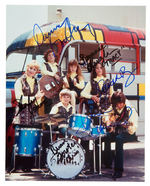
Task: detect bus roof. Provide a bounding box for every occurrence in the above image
[7,20,145,56]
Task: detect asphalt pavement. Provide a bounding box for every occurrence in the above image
[5,136,144,182]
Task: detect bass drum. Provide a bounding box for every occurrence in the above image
[47,138,85,179]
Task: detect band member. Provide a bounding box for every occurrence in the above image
[102,91,138,179]
[11,60,44,172]
[63,59,85,112]
[81,61,114,115]
[41,49,60,80]
[49,89,74,137]
[80,61,114,173]
[41,49,61,113]
[13,60,45,125]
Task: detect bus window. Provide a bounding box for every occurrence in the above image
[6,53,32,73]
[79,42,100,72]
[103,45,137,74]
[111,62,136,74]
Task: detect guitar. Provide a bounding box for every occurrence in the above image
[104,114,134,134]
[39,75,64,99]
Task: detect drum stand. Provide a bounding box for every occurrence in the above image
[89,115,104,177]
[98,134,102,175]
[9,126,43,174]
[9,141,42,174]
[40,123,60,178]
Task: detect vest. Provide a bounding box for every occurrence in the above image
[21,74,38,97]
[67,75,82,96]
[57,105,73,124]
[44,62,52,72]
[13,74,39,126]
[44,62,60,74]
[114,105,129,123]
[89,79,111,113]
[91,79,111,96]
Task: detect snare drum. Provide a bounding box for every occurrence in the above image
[91,125,106,138]
[68,114,92,138]
[14,128,43,156]
[47,138,85,179]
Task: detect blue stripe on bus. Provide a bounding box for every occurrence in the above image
[105,25,129,32]
[6,81,15,89]
[139,96,145,100]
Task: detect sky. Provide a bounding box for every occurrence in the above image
[6,5,48,47]
[6,5,48,73]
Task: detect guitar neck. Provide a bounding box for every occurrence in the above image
[109,120,129,127]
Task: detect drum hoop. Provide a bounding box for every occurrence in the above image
[69,114,92,121]
[47,138,85,179]
[15,153,37,157]
[17,128,43,131]
[68,127,91,132]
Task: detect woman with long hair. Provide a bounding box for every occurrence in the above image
[63,59,85,112]
[80,61,114,173]
[81,61,114,114]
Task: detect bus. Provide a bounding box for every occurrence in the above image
[6,17,145,137]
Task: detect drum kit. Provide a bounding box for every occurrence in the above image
[10,113,106,179]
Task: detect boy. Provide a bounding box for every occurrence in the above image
[50,89,74,136]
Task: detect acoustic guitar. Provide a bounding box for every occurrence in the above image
[39,75,63,99]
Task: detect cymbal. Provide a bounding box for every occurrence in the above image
[50,117,66,122]
[49,113,66,119]
[35,116,50,123]
[35,114,66,124]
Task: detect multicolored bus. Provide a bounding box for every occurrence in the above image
[6,17,145,136]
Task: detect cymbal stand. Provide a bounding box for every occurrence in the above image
[49,124,53,143]
[98,134,102,175]
[98,114,102,175]
[93,139,97,174]
[40,124,54,177]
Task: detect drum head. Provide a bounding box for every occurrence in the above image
[47,138,85,179]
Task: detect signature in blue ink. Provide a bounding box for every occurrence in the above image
[100,66,136,94]
[33,17,95,46]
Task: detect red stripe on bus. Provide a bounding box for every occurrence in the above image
[11,89,17,107]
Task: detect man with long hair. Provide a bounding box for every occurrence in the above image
[103,91,138,179]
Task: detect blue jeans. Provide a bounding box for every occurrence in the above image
[103,131,136,172]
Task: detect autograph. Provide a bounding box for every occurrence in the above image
[80,45,122,72]
[33,17,95,46]
[49,139,83,165]
[101,65,136,91]
[14,97,42,116]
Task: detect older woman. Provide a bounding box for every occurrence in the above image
[13,60,44,126]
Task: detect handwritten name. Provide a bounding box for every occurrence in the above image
[33,17,95,46]
[49,139,83,165]
[79,45,122,72]
[100,66,136,92]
